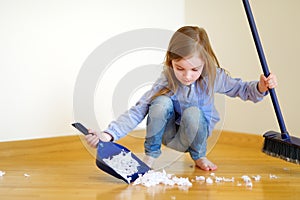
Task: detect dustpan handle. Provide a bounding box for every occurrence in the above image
[242,0,289,138]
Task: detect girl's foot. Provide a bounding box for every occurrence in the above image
[194,157,217,171]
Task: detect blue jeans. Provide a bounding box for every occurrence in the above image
[144,95,209,160]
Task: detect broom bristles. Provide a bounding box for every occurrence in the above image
[262,131,300,164]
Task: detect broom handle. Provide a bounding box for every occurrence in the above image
[242,0,289,138]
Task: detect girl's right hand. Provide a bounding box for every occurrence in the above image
[85,130,113,148]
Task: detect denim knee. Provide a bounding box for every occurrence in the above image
[151,96,173,111]
[181,107,201,132]
[147,96,174,135]
[147,96,174,120]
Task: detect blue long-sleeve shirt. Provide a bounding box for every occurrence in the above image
[105,68,266,141]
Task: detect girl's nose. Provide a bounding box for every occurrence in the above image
[184,71,192,79]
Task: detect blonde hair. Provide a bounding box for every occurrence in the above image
[153,26,220,99]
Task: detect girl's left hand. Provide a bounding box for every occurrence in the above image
[258,73,278,93]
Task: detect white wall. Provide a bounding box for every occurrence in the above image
[0,0,184,141]
[2,0,299,142]
[185,0,300,137]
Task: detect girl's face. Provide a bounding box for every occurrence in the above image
[171,54,204,85]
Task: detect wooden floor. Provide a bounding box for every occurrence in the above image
[0,131,299,200]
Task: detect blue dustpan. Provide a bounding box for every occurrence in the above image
[72,122,150,183]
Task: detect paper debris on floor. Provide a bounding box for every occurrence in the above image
[241,175,252,183]
[205,177,213,184]
[132,170,279,190]
[193,173,279,188]
[133,170,192,188]
[195,176,205,181]
[252,175,261,181]
[0,171,6,177]
[269,174,278,179]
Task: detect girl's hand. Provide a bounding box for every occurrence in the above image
[85,130,113,148]
[258,73,278,93]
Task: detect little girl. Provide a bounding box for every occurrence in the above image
[85,26,277,171]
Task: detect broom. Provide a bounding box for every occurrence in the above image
[242,0,300,164]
